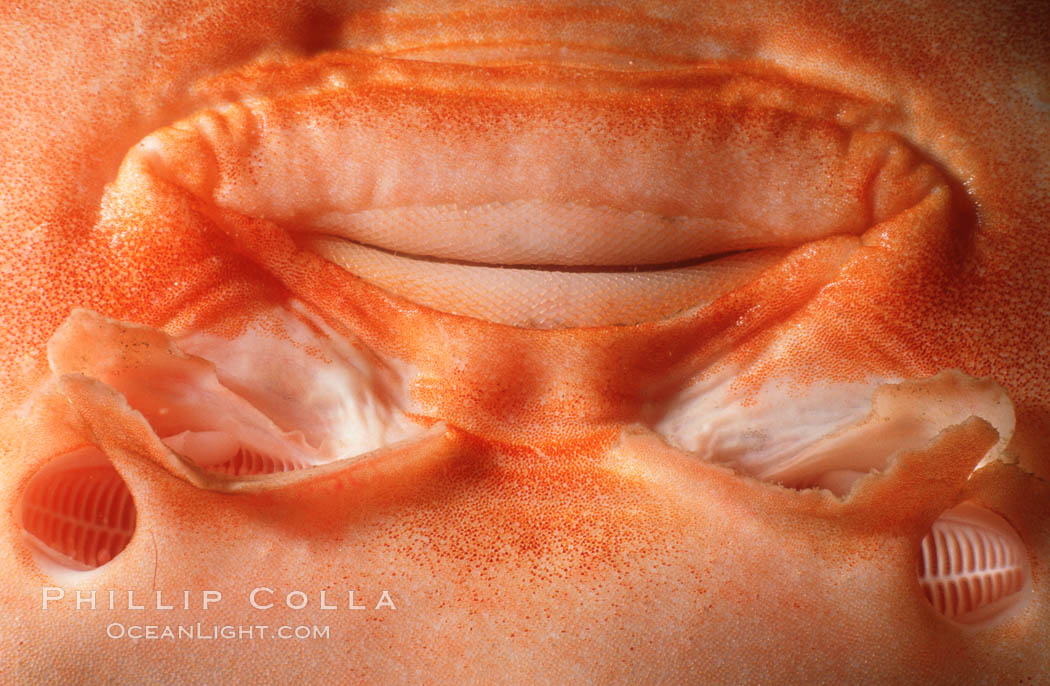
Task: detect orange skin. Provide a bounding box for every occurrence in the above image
[1,1,1048,684]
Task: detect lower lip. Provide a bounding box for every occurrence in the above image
[303,235,789,328]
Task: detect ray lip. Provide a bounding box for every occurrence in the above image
[302,231,759,272]
[300,234,792,328]
[288,200,778,267]
[132,55,945,327]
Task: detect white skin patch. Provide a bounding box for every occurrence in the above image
[654,368,1014,494]
[48,305,424,474]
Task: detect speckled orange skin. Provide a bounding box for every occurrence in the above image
[1,2,1048,684]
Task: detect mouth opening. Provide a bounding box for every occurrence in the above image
[300,233,789,328]
[127,55,943,330]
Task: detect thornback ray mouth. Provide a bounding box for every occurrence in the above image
[3,3,1049,684]
[119,53,950,330]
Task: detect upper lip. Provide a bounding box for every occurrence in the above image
[136,56,943,327]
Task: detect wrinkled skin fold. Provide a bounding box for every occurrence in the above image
[0,1,1048,684]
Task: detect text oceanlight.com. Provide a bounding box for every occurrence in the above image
[105,623,331,641]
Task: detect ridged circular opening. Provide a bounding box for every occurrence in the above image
[917,502,1031,625]
[18,447,136,572]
